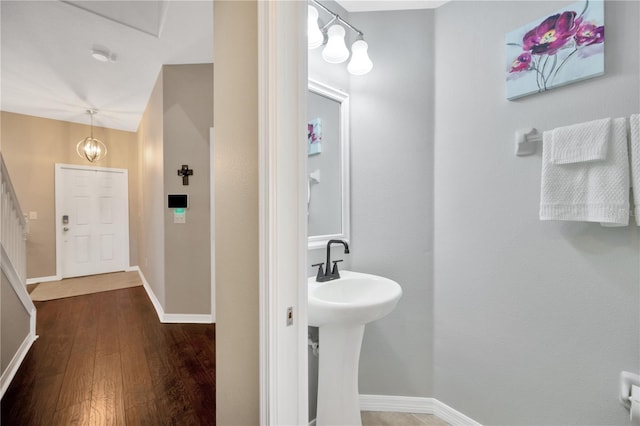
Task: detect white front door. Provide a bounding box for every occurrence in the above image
[55,164,130,278]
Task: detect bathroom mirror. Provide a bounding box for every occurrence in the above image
[307,80,350,249]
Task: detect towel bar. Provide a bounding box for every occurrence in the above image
[515,127,542,156]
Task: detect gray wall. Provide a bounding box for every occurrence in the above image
[308,5,436,418]
[163,64,213,315]
[1,270,30,373]
[308,0,352,276]
[349,9,435,398]
[138,64,213,316]
[138,69,166,307]
[307,2,352,420]
[433,1,640,424]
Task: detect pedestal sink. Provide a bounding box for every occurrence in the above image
[308,271,402,426]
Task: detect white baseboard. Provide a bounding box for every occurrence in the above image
[134,266,165,320]
[359,395,481,426]
[0,331,37,399]
[360,394,435,413]
[2,246,36,315]
[162,313,214,323]
[28,267,138,285]
[133,266,214,324]
[26,275,60,285]
[433,399,482,426]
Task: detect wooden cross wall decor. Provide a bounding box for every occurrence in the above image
[177,165,194,185]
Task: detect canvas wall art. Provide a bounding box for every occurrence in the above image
[308,117,322,156]
[506,0,604,100]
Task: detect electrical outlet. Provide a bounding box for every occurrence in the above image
[286,307,293,326]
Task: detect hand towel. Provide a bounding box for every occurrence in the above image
[540,117,629,225]
[550,117,611,164]
[629,114,640,222]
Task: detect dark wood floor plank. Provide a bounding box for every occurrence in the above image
[55,295,98,410]
[55,341,96,410]
[145,347,193,423]
[52,399,92,425]
[89,352,126,426]
[1,372,65,425]
[1,283,216,426]
[95,292,122,359]
[124,400,166,426]
[165,328,216,424]
[118,323,157,408]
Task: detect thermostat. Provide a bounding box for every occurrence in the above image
[168,194,189,209]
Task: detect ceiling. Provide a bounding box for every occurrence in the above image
[335,0,450,12]
[0,1,213,132]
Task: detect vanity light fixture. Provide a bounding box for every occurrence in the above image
[76,109,107,163]
[323,24,350,63]
[308,0,373,75]
[308,5,324,49]
[347,39,373,75]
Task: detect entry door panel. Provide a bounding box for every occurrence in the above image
[57,165,129,278]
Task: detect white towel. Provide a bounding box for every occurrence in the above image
[540,117,629,225]
[629,114,640,222]
[550,117,611,164]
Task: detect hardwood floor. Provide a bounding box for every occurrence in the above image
[1,286,216,425]
[361,411,449,426]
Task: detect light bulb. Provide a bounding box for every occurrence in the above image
[322,25,349,64]
[308,6,324,49]
[77,137,107,162]
[347,39,373,75]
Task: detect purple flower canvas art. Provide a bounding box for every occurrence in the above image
[308,118,322,156]
[506,0,604,100]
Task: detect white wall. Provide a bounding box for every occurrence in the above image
[433,1,640,424]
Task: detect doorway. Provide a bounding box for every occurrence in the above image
[55,163,130,279]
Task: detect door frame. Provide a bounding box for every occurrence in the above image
[210,127,216,322]
[54,163,130,280]
[257,1,308,424]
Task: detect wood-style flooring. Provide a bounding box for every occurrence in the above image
[1,286,215,425]
[361,411,450,426]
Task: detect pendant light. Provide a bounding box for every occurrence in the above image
[76,109,107,162]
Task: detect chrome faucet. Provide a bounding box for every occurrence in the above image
[313,239,350,282]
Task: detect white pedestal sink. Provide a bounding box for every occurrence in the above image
[308,271,402,426]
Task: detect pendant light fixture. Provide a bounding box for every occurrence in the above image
[76,109,107,162]
[308,0,373,75]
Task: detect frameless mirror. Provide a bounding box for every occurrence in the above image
[307,80,350,249]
